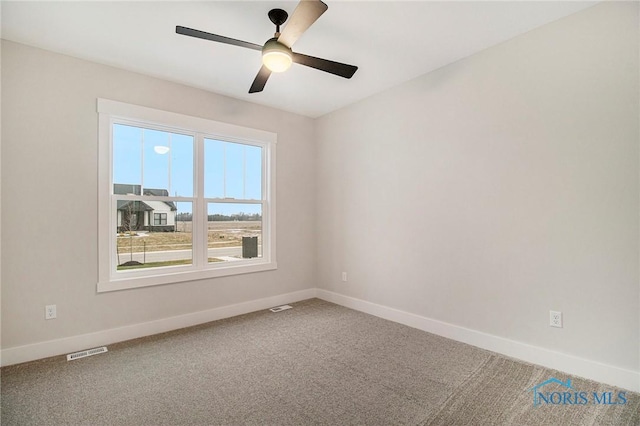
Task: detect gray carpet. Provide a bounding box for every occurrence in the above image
[1,298,638,425]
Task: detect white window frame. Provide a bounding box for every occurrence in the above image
[97,99,277,292]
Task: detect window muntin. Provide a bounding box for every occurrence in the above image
[98,99,276,292]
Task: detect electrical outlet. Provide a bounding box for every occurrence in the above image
[550,310,562,328]
[341,272,348,282]
[45,305,57,320]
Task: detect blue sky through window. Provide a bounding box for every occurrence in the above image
[113,124,262,216]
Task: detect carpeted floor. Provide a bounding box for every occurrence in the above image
[1,298,638,425]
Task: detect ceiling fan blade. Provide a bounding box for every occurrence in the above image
[249,65,272,93]
[277,0,328,48]
[176,26,262,51]
[292,52,358,79]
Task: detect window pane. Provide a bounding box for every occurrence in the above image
[204,139,225,198]
[224,142,244,199]
[207,203,262,263]
[245,145,262,200]
[114,125,194,198]
[171,134,194,197]
[116,200,193,270]
[143,129,169,192]
[113,124,142,188]
[204,139,262,200]
[145,130,194,197]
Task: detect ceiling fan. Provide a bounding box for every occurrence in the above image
[176,0,358,93]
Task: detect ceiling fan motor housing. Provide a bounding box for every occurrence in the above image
[262,38,293,72]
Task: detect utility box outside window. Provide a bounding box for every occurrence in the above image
[242,236,258,258]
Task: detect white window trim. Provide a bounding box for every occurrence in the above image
[97,99,277,293]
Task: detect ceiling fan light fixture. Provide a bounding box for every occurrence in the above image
[262,38,292,73]
[177,1,357,93]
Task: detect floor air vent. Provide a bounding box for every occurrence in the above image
[269,305,292,313]
[66,346,108,361]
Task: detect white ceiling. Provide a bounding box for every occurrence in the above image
[1,1,597,118]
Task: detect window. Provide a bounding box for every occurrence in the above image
[154,213,167,226]
[98,99,276,292]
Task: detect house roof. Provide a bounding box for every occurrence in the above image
[117,200,153,212]
[143,188,169,197]
[115,184,177,211]
[114,183,141,196]
[143,200,178,212]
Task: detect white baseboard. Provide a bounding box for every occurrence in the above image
[3,287,638,394]
[0,288,316,367]
[316,289,640,393]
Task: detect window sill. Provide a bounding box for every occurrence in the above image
[97,261,277,293]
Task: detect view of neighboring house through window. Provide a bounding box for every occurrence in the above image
[98,99,276,292]
[113,124,194,269]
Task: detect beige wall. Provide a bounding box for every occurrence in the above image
[1,1,638,380]
[316,2,639,372]
[1,40,316,348]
